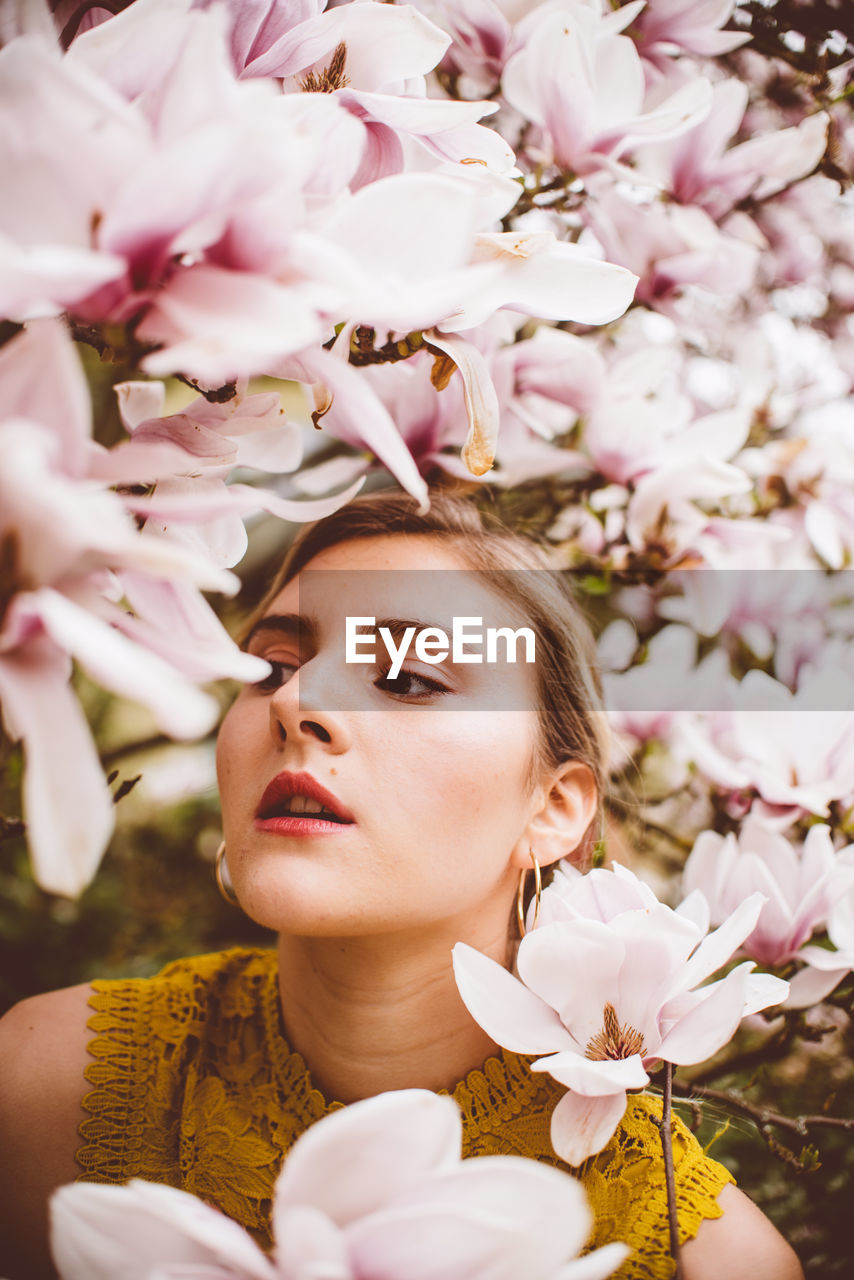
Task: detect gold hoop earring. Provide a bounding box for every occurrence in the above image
[516,848,542,938]
[215,841,239,907]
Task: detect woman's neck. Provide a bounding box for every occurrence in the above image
[276,926,511,1104]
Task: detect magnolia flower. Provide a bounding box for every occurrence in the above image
[420,0,515,95]
[685,817,854,1007]
[109,378,365,564]
[535,861,711,934]
[582,345,751,487]
[641,80,828,222]
[502,1,712,175]
[743,430,854,570]
[51,1090,628,1280]
[603,624,735,740]
[625,456,752,562]
[197,0,518,186]
[656,568,836,669]
[454,867,787,1163]
[584,182,760,311]
[630,0,751,71]
[678,668,854,818]
[0,319,269,895]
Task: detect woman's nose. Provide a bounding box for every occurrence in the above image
[267,663,352,752]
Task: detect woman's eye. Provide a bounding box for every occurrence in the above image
[254,659,298,692]
[374,668,451,700]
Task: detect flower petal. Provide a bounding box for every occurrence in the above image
[678,892,766,990]
[0,637,113,898]
[273,1206,352,1280]
[30,586,220,739]
[516,920,625,1046]
[657,965,753,1065]
[531,1052,648,1097]
[784,962,851,1009]
[346,1156,593,1280]
[452,942,575,1054]
[441,237,637,332]
[424,332,499,476]
[273,1091,461,1230]
[549,1089,629,1165]
[50,1180,273,1280]
[279,347,428,506]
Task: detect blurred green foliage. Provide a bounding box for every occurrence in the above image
[0,761,271,1011]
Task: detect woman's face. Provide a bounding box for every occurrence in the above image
[216,534,546,943]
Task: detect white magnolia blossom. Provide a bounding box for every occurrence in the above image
[684,817,854,1006]
[51,1090,628,1280]
[454,864,788,1163]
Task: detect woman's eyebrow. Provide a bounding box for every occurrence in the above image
[244,613,317,647]
[374,616,451,639]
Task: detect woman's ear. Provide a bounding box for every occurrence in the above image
[515,760,598,870]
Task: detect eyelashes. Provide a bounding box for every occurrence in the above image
[254,659,298,692]
[374,669,452,700]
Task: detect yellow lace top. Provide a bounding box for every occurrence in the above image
[76,948,733,1279]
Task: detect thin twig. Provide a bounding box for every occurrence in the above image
[683,1084,854,1136]
[174,373,238,404]
[100,734,174,769]
[652,1064,683,1277]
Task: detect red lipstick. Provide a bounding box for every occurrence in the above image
[255,770,355,836]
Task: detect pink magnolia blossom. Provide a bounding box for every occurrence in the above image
[684,817,854,1008]
[630,0,750,72]
[502,2,712,175]
[108,378,365,561]
[624,456,752,562]
[680,667,854,817]
[275,226,636,482]
[192,0,517,188]
[421,0,516,95]
[582,344,751,486]
[603,624,735,744]
[656,569,835,669]
[685,814,853,957]
[534,860,711,934]
[742,431,854,570]
[0,319,269,895]
[51,1090,628,1280]
[0,34,139,321]
[294,323,599,494]
[1,3,636,484]
[454,869,787,1163]
[584,182,760,311]
[640,79,828,222]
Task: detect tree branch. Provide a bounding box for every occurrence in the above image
[652,1064,683,1277]
[682,1084,854,1138]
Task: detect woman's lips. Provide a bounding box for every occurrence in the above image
[254,814,353,836]
[254,770,355,836]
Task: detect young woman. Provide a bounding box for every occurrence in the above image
[0,492,802,1280]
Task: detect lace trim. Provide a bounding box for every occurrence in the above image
[76,947,734,1276]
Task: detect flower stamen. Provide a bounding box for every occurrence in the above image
[300,43,350,93]
[585,1002,645,1061]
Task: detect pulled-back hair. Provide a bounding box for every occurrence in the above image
[246,490,609,865]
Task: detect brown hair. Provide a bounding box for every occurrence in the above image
[244,490,609,866]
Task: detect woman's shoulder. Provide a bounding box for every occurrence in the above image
[0,980,95,1132]
[681,1184,803,1280]
[0,982,95,1279]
